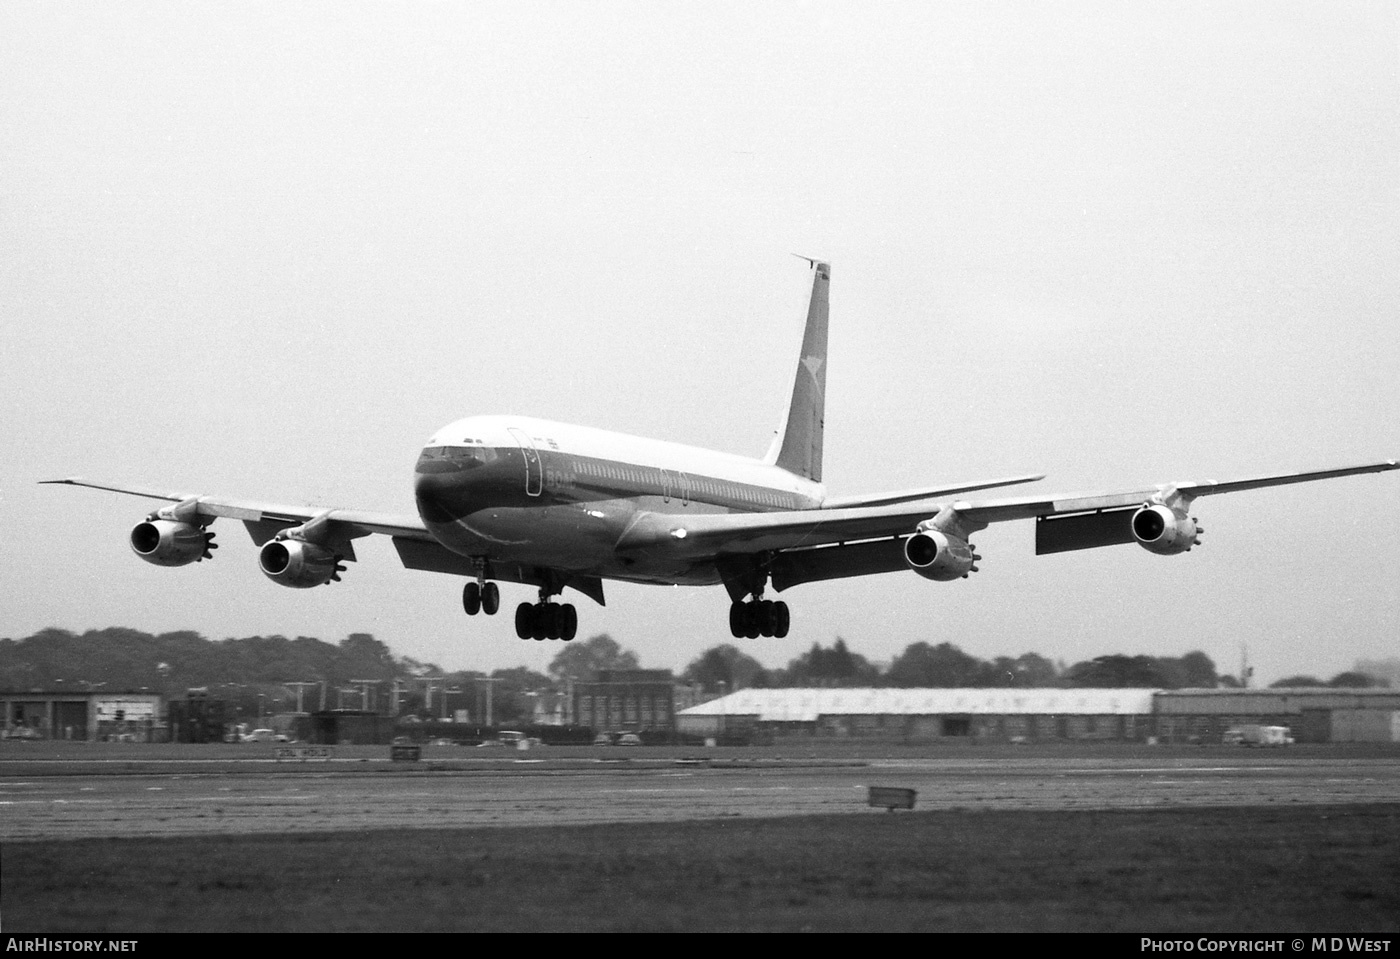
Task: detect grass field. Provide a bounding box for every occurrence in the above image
[4,802,1398,932]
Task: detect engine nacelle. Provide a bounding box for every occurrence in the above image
[130,520,212,567]
[1131,504,1200,555]
[904,530,977,581]
[259,539,343,588]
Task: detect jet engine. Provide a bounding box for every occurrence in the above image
[1131,505,1201,555]
[903,529,978,581]
[259,539,344,588]
[129,520,215,567]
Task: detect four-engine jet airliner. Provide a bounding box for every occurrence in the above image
[44,259,1398,642]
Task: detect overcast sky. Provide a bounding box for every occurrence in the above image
[3,1,1396,685]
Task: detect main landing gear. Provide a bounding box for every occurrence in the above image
[729,598,790,638]
[719,556,791,638]
[515,598,578,641]
[462,581,500,616]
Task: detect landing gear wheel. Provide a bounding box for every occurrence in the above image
[559,604,578,641]
[743,602,762,639]
[728,599,792,638]
[759,600,778,637]
[463,582,481,616]
[515,602,534,639]
[532,604,554,641]
[481,582,500,615]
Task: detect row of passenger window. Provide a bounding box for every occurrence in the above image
[569,458,793,509]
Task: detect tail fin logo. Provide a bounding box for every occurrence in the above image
[801,355,826,395]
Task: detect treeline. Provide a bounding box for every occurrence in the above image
[680,640,1390,693]
[678,640,1235,692]
[0,627,543,726]
[2,630,1387,719]
[1,628,405,692]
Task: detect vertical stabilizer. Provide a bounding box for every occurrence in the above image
[767,258,829,481]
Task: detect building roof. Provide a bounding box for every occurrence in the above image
[1159,687,1397,698]
[678,688,1157,722]
[1154,687,1400,715]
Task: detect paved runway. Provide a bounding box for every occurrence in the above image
[3,746,1398,840]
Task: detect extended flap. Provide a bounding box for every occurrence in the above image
[1035,507,1138,555]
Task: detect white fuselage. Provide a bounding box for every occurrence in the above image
[413,415,825,585]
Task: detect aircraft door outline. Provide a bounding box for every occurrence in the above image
[507,428,543,497]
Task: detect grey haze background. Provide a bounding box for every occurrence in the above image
[3,2,1396,685]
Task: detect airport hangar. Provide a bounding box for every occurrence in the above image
[675,687,1400,745]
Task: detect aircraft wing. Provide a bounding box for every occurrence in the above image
[38,477,434,549]
[39,477,609,602]
[617,459,1400,560]
[818,472,1045,509]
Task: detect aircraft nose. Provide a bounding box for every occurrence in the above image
[414,448,462,518]
[414,446,496,523]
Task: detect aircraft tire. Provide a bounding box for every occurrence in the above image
[773,601,791,638]
[560,604,578,641]
[515,602,534,639]
[759,600,777,637]
[728,602,744,638]
[743,603,762,639]
[481,582,500,615]
[532,604,553,641]
[463,582,481,616]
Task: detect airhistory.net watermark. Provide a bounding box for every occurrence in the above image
[4,942,137,953]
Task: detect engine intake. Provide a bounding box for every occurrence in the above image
[259,539,344,588]
[904,530,977,581]
[1131,505,1200,555]
[130,520,214,567]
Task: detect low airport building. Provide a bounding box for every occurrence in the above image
[1,689,163,741]
[678,687,1400,744]
[573,669,681,735]
[1153,688,1400,744]
[677,688,1158,743]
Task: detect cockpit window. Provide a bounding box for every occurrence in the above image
[454,446,497,467]
[416,445,498,471]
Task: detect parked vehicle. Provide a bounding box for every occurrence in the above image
[1224,724,1294,747]
[241,728,288,743]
